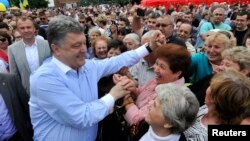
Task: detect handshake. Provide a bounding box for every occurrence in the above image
[109,74,137,101]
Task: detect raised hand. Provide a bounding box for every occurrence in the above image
[149,30,166,51]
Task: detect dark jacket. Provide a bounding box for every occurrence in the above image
[0,73,33,141]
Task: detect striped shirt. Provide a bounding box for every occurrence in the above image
[184,105,208,141]
[129,59,155,86]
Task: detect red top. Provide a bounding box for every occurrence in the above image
[0,50,8,64]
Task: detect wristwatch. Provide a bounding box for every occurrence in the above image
[145,43,152,53]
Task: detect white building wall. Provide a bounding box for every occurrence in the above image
[48,0,55,7]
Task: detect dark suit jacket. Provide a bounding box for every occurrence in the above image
[0,73,33,141]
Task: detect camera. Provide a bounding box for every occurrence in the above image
[137,8,146,17]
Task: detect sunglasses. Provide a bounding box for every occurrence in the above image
[79,21,85,24]
[0,38,7,42]
[218,31,231,39]
[156,23,171,28]
[40,18,46,20]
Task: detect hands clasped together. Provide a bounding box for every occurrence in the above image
[110,74,137,101]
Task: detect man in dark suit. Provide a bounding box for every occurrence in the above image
[0,73,33,141]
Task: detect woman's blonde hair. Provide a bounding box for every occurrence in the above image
[222,47,250,70]
[205,31,234,49]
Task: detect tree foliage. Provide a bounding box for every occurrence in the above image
[8,0,49,8]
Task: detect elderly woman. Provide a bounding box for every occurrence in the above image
[219,47,250,76]
[87,27,101,58]
[190,47,250,105]
[189,31,235,83]
[89,27,102,43]
[140,83,199,141]
[112,43,190,140]
[91,35,109,59]
[184,70,250,141]
[123,33,140,50]
[121,43,191,125]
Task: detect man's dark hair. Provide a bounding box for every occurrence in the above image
[0,22,9,30]
[236,11,250,20]
[119,17,130,26]
[148,12,161,19]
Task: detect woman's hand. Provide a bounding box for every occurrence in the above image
[113,74,123,84]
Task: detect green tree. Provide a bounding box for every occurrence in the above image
[28,0,49,8]
[8,0,49,8]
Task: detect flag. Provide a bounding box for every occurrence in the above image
[19,0,24,11]
[23,0,29,7]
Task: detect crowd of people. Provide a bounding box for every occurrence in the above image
[0,1,250,141]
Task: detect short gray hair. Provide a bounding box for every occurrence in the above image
[158,15,175,25]
[155,83,199,133]
[123,33,140,46]
[88,27,101,36]
[141,30,157,41]
[213,7,226,15]
[222,47,250,70]
[47,15,84,48]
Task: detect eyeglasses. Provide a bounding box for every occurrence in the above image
[156,23,171,28]
[218,31,231,39]
[0,38,7,43]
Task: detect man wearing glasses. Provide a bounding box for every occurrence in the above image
[155,15,186,48]
[39,12,49,30]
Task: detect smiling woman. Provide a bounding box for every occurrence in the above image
[121,43,191,140]
[91,35,109,59]
[188,31,235,83]
[123,33,140,50]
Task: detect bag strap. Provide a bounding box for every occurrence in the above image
[211,22,215,29]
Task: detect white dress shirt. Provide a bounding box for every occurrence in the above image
[24,41,39,73]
